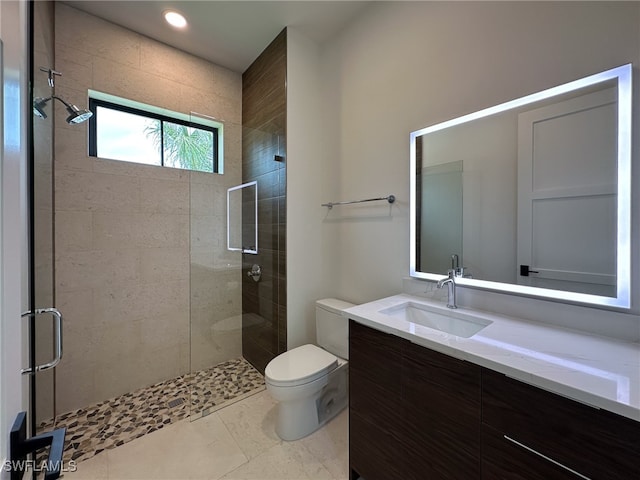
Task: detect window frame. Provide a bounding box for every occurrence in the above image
[88,97,219,173]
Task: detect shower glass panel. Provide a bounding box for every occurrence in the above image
[188,149,246,420]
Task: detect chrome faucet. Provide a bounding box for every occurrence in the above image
[437,269,457,309]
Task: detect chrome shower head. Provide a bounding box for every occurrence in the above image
[64,103,93,124]
[33,97,50,119]
[32,95,93,124]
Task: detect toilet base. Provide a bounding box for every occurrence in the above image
[272,365,348,441]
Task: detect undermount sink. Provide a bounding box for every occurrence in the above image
[379,301,492,338]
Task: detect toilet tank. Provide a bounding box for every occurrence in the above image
[316,298,355,360]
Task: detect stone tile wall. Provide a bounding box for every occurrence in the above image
[53,4,242,413]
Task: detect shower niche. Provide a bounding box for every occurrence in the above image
[227,181,258,254]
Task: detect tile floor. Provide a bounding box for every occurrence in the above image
[40,358,265,464]
[62,390,349,480]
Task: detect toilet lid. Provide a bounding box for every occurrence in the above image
[265,344,338,387]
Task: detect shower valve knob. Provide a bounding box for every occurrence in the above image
[247,264,261,282]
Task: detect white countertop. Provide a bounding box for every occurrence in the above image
[343,294,640,422]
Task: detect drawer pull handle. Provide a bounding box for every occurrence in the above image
[503,435,591,480]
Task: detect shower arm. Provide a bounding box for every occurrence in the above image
[41,95,73,109]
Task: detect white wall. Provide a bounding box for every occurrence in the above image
[319,1,640,340]
[0,0,28,474]
[286,28,340,347]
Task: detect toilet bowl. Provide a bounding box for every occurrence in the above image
[265,298,354,441]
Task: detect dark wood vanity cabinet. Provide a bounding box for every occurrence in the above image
[349,320,405,480]
[402,341,481,479]
[349,320,481,480]
[482,369,640,480]
[349,321,640,480]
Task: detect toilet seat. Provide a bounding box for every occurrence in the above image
[265,344,338,387]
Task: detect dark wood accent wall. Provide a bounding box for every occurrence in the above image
[241,29,287,374]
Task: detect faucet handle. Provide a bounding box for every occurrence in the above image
[437,269,456,289]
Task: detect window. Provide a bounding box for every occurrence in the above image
[88,97,219,173]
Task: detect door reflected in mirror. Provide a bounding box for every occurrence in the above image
[410,64,631,309]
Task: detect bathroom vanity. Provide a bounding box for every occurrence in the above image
[345,295,640,480]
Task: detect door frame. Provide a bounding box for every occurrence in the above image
[0,0,30,469]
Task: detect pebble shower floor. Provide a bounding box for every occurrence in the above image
[38,357,265,464]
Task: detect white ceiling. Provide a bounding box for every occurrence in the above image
[63,1,372,73]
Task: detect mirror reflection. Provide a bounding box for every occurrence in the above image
[410,64,631,308]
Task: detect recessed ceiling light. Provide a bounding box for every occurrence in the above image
[163,10,187,29]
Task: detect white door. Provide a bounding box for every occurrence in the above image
[517,87,617,296]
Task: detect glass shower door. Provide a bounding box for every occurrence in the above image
[30,0,57,433]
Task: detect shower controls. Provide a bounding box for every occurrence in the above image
[247,264,261,282]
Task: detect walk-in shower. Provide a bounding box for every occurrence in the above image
[29,2,286,467]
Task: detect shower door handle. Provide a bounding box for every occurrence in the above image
[21,308,63,375]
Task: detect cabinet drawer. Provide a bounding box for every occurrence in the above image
[482,424,582,480]
[482,369,640,479]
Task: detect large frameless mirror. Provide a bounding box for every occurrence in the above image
[410,64,632,309]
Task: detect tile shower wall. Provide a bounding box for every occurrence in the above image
[241,29,287,373]
[53,4,242,413]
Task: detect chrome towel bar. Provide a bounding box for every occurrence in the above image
[322,194,395,209]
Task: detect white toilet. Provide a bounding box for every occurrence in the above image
[265,298,354,441]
